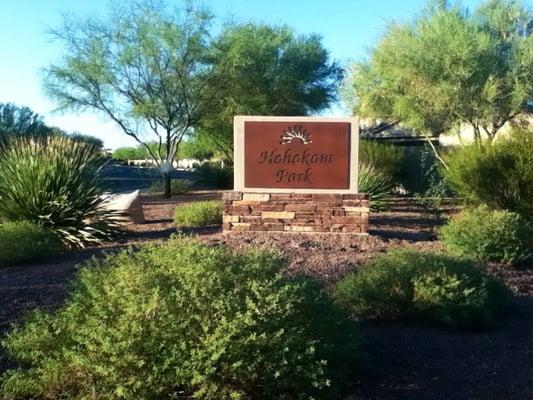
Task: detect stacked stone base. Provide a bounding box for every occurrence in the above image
[223,191,369,234]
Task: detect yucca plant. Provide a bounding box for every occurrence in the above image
[0,136,118,247]
[358,162,394,211]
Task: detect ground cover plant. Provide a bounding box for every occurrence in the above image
[0,221,62,267]
[0,136,117,247]
[0,236,357,399]
[440,206,532,265]
[334,249,510,331]
[148,179,192,195]
[173,200,222,228]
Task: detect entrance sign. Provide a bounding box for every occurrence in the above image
[234,116,359,193]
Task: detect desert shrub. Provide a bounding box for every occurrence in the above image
[415,159,456,233]
[0,221,62,266]
[194,161,233,189]
[173,200,222,228]
[440,206,532,265]
[358,163,393,211]
[0,237,357,399]
[0,136,118,247]
[334,249,510,330]
[444,130,533,217]
[359,140,405,180]
[147,178,193,195]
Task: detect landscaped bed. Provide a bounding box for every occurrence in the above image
[0,192,532,399]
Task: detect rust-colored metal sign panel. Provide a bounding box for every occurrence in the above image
[244,121,351,189]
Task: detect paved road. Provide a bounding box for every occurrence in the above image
[101,162,195,193]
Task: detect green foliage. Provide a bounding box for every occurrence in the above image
[112,146,141,161]
[0,103,51,145]
[199,23,342,159]
[440,206,532,265]
[69,132,104,150]
[444,130,533,217]
[194,161,233,189]
[178,137,215,161]
[173,201,222,228]
[0,237,356,399]
[415,155,456,233]
[358,163,393,211]
[0,136,118,247]
[359,140,405,181]
[148,179,192,195]
[343,0,533,141]
[0,221,62,267]
[334,249,510,330]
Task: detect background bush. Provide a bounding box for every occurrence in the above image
[440,206,532,265]
[173,200,222,228]
[194,161,233,189]
[444,129,533,217]
[0,136,118,247]
[359,140,405,181]
[1,237,356,399]
[358,163,393,211]
[0,221,62,266]
[334,249,510,330]
[148,178,192,195]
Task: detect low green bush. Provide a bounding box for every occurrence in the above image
[334,249,510,330]
[194,161,233,189]
[440,206,532,265]
[359,140,405,181]
[147,178,193,195]
[0,221,62,266]
[444,129,533,217]
[173,200,222,228]
[358,163,393,211]
[0,237,357,399]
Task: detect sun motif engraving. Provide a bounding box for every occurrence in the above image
[279,125,312,145]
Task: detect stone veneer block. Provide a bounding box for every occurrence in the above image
[261,211,296,219]
[242,193,270,201]
[343,206,370,213]
[223,191,369,235]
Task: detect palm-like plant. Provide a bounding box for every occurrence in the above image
[0,136,118,247]
[358,162,394,212]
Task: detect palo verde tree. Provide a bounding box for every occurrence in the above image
[197,23,342,161]
[343,0,533,165]
[43,1,213,197]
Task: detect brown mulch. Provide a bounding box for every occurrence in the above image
[0,193,532,399]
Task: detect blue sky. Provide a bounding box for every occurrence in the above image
[0,0,483,148]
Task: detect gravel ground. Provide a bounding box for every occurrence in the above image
[0,193,531,399]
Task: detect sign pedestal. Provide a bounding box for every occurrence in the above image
[223,191,369,234]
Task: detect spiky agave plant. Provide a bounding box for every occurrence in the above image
[358,162,394,212]
[0,135,118,247]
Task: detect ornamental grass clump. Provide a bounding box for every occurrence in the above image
[334,249,510,331]
[0,236,357,399]
[0,136,118,247]
[357,162,393,211]
[0,221,63,266]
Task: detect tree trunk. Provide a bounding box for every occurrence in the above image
[163,171,171,198]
